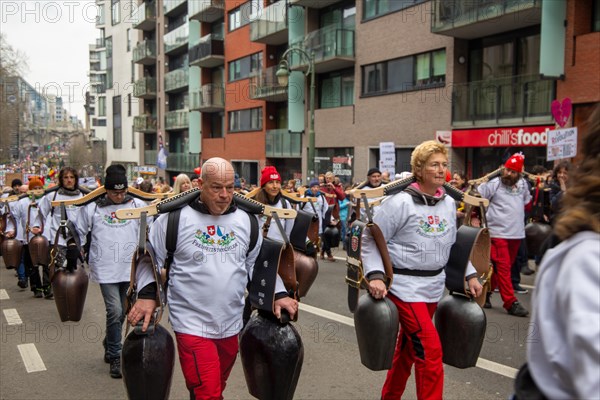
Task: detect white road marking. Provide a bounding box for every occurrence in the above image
[0,289,8,300]
[17,344,47,373]
[476,358,518,379]
[3,308,22,325]
[300,301,519,380]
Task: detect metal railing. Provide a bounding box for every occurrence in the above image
[452,74,554,125]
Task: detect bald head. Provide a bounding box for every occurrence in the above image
[201,157,235,182]
[200,157,236,215]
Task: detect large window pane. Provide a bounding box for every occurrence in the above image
[341,75,354,106]
[416,53,431,82]
[388,57,413,92]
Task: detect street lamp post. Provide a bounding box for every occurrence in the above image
[276,47,316,181]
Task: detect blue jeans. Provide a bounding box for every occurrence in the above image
[99,282,129,360]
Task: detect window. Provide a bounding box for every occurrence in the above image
[106,36,113,89]
[228,0,259,31]
[363,0,427,20]
[127,94,132,117]
[229,107,262,132]
[98,97,106,116]
[361,49,446,96]
[113,95,122,149]
[320,69,354,109]
[593,0,600,32]
[131,124,136,149]
[228,52,262,81]
[111,0,120,25]
[126,28,131,51]
[210,113,224,138]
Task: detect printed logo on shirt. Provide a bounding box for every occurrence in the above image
[193,225,238,252]
[102,212,129,226]
[503,185,524,196]
[417,214,450,238]
[350,224,361,252]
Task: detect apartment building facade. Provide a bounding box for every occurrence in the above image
[122,0,599,184]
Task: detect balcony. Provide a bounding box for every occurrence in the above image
[90,52,100,63]
[164,68,189,92]
[189,34,224,68]
[189,0,224,23]
[291,27,355,74]
[189,84,224,112]
[133,40,157,65]
[249,66,287,102]
[289,0,341,8]
[165,110,189,130]
[164,0,186,16]
[451,74,555,127]
[167,152,200,172]
[133,1,156,31]
[250,1,287,45]
[133,77,157,99]
[90,75,106,86]
[95,13,105,27]
[144,150,158,165]
[134,115,157,133]
[95,38,106,49]
[431,0,542,39]
[266,129,302,158]
[164,23,188,55]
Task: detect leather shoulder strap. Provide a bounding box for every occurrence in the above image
[246,210,258,256]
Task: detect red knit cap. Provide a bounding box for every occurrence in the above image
[504,153,525,172]
[260,166,281,187]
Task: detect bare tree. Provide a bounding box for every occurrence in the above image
[0,34,29,164]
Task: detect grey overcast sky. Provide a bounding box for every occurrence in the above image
[1,0,98,122]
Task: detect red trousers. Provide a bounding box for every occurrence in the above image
[175,333,239,400]
[382,295,443,400]
[490,238,520,310]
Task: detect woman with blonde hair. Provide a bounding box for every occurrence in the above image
[172,173,192,194]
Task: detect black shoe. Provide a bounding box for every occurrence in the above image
[521,265,535,275]
[109,358,122,379]
[483,293,492,309]
[17,279,28,289]
[44,288,54,299]
[34,290,43,298]
[507,301,529,317]
[513,284,529,294]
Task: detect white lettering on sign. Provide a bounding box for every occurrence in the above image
[487,128,550,146]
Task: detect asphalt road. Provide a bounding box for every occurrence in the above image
[0,247,537,399]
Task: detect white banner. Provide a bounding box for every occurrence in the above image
[379,142,396,176]
[547,127,577,161]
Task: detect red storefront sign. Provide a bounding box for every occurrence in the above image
[452,125,554,147]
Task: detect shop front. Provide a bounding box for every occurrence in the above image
[451,125,555,178]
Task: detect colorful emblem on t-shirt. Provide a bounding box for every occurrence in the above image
[102,211,128,226]
[417,214,449,237]
[194,225,237,250]
[350,224,362,253]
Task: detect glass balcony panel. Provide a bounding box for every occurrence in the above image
[265,129,302,158]
[144,150,158,165]
[249,65,287,102]
[431,0,541,39]
[189,0,225,23]
[164,68,189,92]
[133,77,157,98]
[133,40,157,64]
[164,23,189,54]
[165,110,189,130]
[452,74,554,126]
[133,1,157,30]
[189,84,224,112]
[290,27,355,73]
[164,0,186,15]
[250,1,287,45]
[166,152,200,172]
[189,34,224,68]
[134,115,158,132]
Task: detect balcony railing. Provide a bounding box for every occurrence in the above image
[451,74,555,127]
[90,53,101,63]
[134,115,158,132]
[288,0,341,9]
[95,13,105,27]
[165,110,189,130]
[164,68,189,92]
[95,38,106,49]
[249,65,287,102]
[291,27,355,73]
[266,129,302,158]
[133,1,156,31]
[133,77,157,99]
[189,84,225,112]
[431,0,541,39]
[189,34,224,68]
[164,0,186,16]
[164,23,188,55]
[167,152,200,172]
[189,0,225,23]
[144,150,158,165]
[250,0,287,45]
[133,40,157,65]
